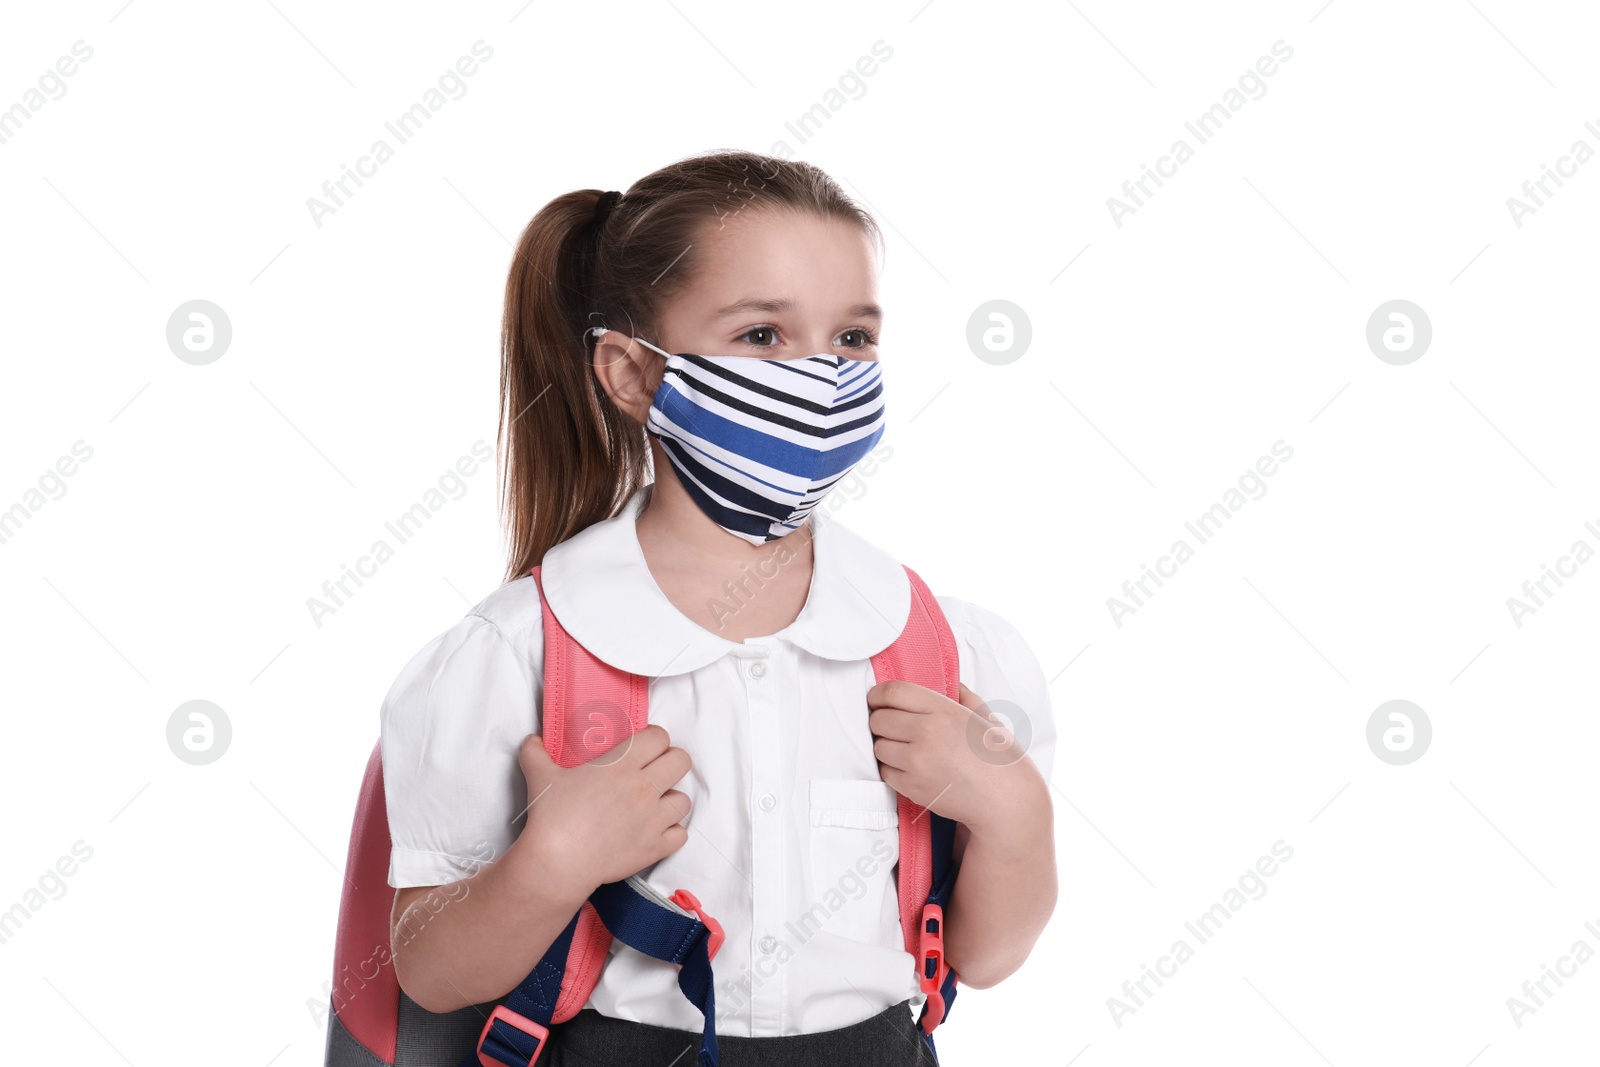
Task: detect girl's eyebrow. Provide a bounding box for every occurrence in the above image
[714,297,883,320]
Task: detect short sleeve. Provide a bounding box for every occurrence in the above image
[380,593,545,889]
[936,596,1058,787]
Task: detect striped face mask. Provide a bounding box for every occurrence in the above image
[621,334,886,544]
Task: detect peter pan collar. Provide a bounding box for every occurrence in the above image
[539,482,911,676]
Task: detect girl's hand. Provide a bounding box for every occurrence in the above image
[509,724,693,900]
[866,680,1041,834]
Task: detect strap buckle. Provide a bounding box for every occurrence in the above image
[917,902,949,1033]
[477,1003,550,1067]
[918,902,946,993]
[669,888,725,962]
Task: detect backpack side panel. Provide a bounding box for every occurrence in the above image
[329,740,403,1064]
[325,1001,391,1067]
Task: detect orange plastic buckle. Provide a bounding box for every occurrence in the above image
[477,1004,549,1067]
[918,902,946,993]
[670,888,725,962]
[918,902,956,1035]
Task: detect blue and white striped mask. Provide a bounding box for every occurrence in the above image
[621,334,886,545]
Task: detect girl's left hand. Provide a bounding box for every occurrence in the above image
[866,679,1038,832]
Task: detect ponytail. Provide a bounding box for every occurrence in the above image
[498,188,650,581]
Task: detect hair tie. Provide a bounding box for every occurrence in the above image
[592,189,622,229]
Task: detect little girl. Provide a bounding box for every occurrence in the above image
[379,150,1057,1067]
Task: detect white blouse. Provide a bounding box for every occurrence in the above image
[379,482,1056,1037]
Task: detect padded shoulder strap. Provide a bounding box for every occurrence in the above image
[531,565,650,767]
[869,564,960,956]
[528,565,651,1023]
[872,564,965,1051]
[873,564,960,700]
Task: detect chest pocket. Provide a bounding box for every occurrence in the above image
[806,778,901,946]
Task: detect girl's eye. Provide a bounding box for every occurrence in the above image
[836,329,877,349]
[738,326,780,347]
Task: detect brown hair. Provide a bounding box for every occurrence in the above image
[497,149,882,582]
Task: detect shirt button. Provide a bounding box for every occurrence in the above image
[758,792,776,812]
[758,935,778,955]
[748,661,767,680]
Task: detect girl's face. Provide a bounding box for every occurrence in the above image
[652,207,882,364]
[593,206,882,423]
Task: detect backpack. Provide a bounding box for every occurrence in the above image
[325,563,963,1067]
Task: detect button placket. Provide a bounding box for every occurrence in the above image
[742,646,783,1034]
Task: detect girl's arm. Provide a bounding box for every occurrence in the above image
[941,770,1056,988]
[390,830,591,1013]
[391,726,694,1013]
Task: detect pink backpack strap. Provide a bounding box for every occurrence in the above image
[529,565,651,1023]
[870,564,961,957]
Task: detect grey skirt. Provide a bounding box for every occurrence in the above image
[537,999,940,1067]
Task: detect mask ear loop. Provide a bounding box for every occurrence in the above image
[592,328,673,360]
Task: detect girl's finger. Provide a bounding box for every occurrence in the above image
[659,788,692,825]
[643,745,692,791]
[866,678,941,713]
[867,706,920,742]
[872,735,913,769]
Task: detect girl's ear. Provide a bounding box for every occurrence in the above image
[590,329,661,424]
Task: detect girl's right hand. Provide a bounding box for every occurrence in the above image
[510,724,692,899]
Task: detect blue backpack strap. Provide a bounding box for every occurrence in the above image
[469,875,723,1067]
[588,878,721,1066]
[469,911,580,1067]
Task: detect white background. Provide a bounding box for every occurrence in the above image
[2,1,1597,1064]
